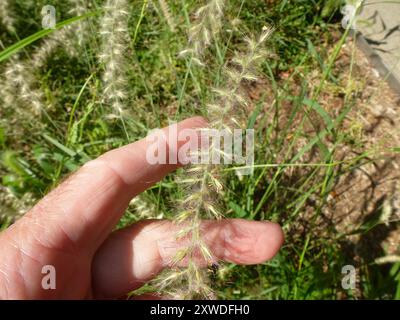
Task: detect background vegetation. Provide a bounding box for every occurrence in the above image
[0,0,399,299]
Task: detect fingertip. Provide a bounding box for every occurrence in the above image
[217,219,284,265]
[181,116,209,129]
[258,221,284,261]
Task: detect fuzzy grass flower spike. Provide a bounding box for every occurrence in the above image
[99,0,131,118]
[179,0,225,65]
[154,25,273,299]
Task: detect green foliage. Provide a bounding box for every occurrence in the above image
[0,0,398,299]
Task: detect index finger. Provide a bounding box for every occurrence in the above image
[12,117,208,254]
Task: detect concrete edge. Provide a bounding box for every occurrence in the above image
[350,29,400,96]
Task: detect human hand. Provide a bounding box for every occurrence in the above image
[0,117,284,299]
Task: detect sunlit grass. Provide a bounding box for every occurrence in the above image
[0,0,399,299]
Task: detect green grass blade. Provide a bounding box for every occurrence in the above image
[302,98,334,129]
[0,11,99,63]
[42,134,77,157]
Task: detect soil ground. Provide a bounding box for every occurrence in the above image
[328,39,400,257]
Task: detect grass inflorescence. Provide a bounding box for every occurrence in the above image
[0,0,399,299]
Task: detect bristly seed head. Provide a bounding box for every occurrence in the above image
[157,1,272,299]
[99,0,131,118]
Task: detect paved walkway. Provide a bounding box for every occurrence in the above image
[356,0,400,93]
